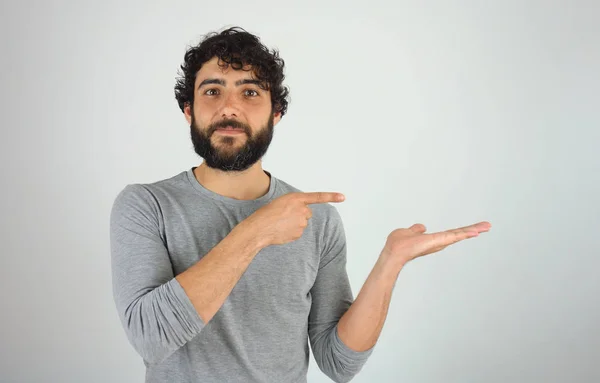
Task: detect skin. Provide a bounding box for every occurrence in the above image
[177,55,492,353]
[183,56,281,201]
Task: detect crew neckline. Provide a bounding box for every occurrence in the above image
[186,167,278,207]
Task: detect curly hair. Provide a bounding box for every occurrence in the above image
[174,26,290,117]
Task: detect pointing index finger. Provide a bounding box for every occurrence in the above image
[300,192,346,204]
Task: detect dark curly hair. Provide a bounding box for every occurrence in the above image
[174,26,290,117]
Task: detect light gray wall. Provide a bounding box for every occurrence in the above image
[1,0,598,382]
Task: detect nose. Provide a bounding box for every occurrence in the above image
[218,92,239,119]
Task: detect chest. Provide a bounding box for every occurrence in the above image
[161,204,322,298]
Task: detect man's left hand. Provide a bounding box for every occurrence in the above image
[381,221,492,268]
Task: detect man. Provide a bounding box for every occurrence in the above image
[110,26,491,383]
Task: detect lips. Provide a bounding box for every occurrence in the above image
[214,126,246,136]
[217,126,243,131]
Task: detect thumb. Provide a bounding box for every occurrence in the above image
[409,223,426,234]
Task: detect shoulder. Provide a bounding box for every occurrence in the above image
[112,170,189,211]
[110,170,190,225]
[110,184,161,232]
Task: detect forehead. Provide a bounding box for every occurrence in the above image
[195,56,257,84]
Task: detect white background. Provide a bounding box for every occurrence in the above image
[1,0,598,382]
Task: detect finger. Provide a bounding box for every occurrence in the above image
[300,192,345,205]
[409,223,426,234]
[473,221,492,232]
[429,228,478,248]
[451,221,492,234]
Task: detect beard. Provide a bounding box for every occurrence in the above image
[190,111,275,172]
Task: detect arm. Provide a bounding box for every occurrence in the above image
[337,254,401,352]
[308,206,374,383]
[175,219,264,323]
[110,184,264,364]
[338,220,491,351]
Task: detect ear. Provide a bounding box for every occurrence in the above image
[273,111,282,126]
[183,103,192,125]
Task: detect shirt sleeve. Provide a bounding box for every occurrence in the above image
[308,205,374,383]
[109,184,205,365]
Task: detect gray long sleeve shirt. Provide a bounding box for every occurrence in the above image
[109,168,373,383]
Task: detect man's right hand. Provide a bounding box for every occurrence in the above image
[244,192,346,246]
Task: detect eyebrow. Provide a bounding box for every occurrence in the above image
[197,78,263,90]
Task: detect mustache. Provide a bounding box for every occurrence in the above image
[209,119,250,134]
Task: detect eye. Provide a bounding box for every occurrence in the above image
[244,89,259,97]
[204,89,219,96]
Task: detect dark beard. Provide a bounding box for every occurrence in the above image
[190,112,274,172]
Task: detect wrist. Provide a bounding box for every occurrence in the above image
[377,249,406,277]
[235,219,270,251]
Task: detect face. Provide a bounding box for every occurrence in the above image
[184,56,282,172]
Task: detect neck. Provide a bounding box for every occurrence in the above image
[193,161,271,201]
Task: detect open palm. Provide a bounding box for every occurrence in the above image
[384,221,492,267]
